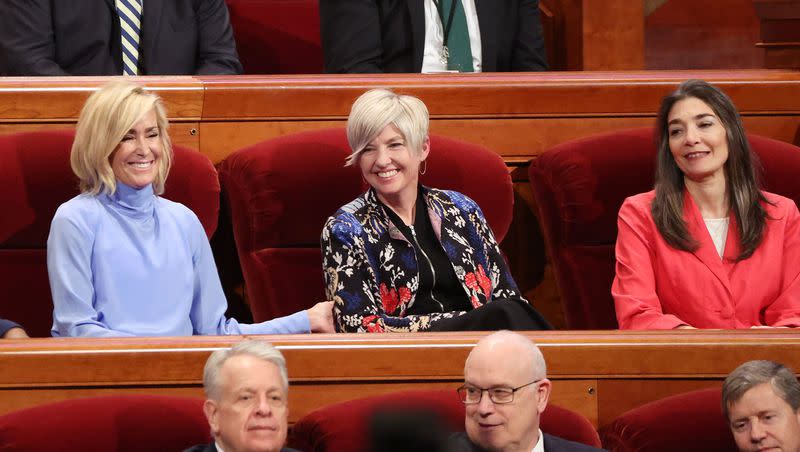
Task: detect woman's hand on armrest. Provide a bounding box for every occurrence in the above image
[307,301,335,333]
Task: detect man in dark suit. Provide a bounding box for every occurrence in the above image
[449,331,606,452]
[319,0,547,73]
[0,0,242,76]
[185,341,299,452]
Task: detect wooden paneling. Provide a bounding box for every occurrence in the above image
[1,71,799,163]
[0,76,203,121]
[2,331,799,427]
[754,0,800,69]
[645,0,763,69]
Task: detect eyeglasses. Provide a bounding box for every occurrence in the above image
[456,379,542,405]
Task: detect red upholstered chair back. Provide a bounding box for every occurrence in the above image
[218,128,513,323]
[0,130,220,337]
[288,389,601,451]
[225,0,323,74]
[0,395,210,452]
[529,127,800,329]
[599,388,737,452]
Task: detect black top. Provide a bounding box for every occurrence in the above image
[382,188,473,315]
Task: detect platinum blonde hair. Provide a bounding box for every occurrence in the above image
[203,340,289,401]
[345,88,429,166]
[71,80,173,195]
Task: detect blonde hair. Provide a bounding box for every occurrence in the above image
[345,88,429,166]
[71,80,173,195]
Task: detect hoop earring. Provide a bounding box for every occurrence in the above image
[419,159,427,175]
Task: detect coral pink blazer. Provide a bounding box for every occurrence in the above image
[612,190,800,329]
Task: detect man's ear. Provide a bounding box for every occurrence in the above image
[536,379,552,415]
[203,399,220,435]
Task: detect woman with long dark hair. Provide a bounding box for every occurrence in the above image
[612,79,800,329]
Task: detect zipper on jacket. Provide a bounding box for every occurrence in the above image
[409,226,445,313]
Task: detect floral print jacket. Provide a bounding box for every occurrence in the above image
[321,186,527,333]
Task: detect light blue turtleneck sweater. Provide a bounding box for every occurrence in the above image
[47,182,310,337]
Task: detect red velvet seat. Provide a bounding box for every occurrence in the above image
[288,389,602,451]
[225,0,323,74]
[218,128,513,323]
[0,395,209,452]
[599,388,737,452]
[0,130,220,337]
[529,127,800,329]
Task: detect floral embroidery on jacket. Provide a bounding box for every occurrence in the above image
[321,187,527,332]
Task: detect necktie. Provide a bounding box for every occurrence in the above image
[435,0,474,72]
[116,0,142,75]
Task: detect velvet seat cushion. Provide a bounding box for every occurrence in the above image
[0,395,210,452]
[225,0,323,74]
[599,388,737,452]
[289,389,602,451]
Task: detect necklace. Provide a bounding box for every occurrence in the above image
[431,0,457,65]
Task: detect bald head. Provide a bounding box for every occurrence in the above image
[465,331,547,380]
[462,331,551,452]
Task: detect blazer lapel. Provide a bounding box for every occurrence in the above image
[140,0,164,74]
[474,0,496,71]
[683,191,734,295]
[408,0,426,72]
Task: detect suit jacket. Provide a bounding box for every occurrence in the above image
[183,443,300,452]
[319,0,547,73]
[613,190,800,329]
[448,431,607,452]
[0,0,242,75]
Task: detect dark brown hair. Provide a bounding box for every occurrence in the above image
[651,79,768,260]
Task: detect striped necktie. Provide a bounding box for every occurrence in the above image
[116,0,142,75]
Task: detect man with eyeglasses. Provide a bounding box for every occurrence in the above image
[450,331,605,452]
[186,340,299,452]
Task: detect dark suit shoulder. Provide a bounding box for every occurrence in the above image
[543,433,608,452]
[183,443,216,452]
[447,432,487,451]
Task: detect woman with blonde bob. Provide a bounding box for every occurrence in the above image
[321,89,550,332]
[613,79,800,329]
[49,81,333,337]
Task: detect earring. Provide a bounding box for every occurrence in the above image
[419,159,427,175]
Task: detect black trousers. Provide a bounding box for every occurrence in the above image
[428,298,553,332]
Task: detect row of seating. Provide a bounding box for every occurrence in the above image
[0,388,735,451]
[3,127,800,335]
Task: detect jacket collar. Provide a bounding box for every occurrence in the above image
[683,190,739,293]
[366,185,443,241]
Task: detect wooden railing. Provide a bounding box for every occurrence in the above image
[2,71,799,166]
[2,330,799,427]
